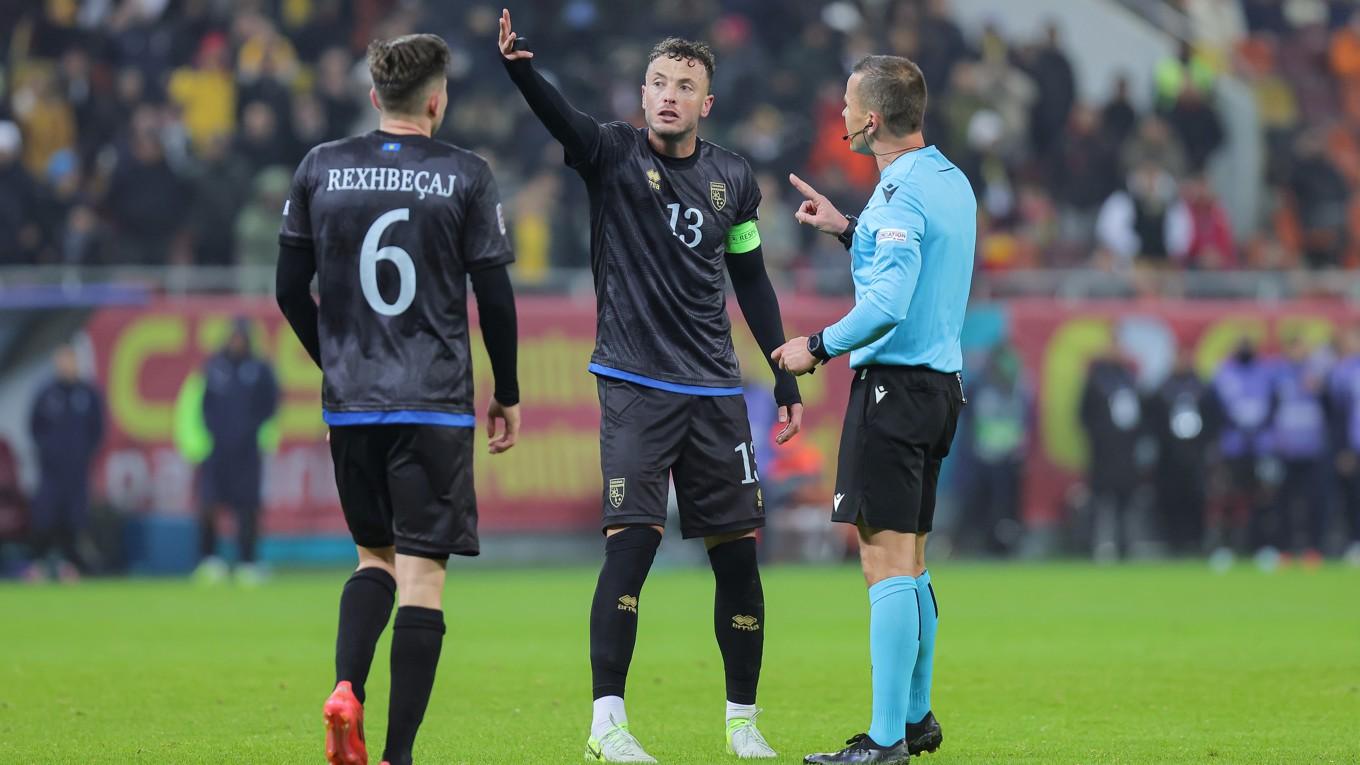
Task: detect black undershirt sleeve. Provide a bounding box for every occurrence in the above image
[275,241,322,368]
[469,264,520,407]
[503,57,601,164]
[725,244,801,407]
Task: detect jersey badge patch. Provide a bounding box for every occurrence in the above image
[609,478,626,508]
[709,181,727,211]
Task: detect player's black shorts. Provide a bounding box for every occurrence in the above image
[833,365,965,534]
[597,377,764,539]
[329,424,478,559]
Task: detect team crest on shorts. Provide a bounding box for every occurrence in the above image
[709,181,727,211]
[608,478,626,508]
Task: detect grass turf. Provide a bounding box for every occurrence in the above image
[2,562,1357,764]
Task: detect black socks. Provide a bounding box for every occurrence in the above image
[708,537,764,705]
[382,605,446,765]
[589,527,663,699]
[334,567,396,703]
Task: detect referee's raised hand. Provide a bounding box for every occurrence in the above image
[788,173,849,236]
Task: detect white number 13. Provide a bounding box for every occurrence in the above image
[735,441,759,485]
[666,203,704,247]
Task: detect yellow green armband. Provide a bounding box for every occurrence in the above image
[725,220,761,254]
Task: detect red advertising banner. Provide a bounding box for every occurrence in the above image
[87,295,1360,536]
[86,296,857,536]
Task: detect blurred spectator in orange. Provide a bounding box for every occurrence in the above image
[1329,9,1360,123]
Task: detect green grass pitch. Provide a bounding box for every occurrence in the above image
[4,562,1357,763]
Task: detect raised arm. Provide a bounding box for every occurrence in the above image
[498,8,601,164]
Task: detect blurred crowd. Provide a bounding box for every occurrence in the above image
[4,0,1360,280]
[947,329,1360,565]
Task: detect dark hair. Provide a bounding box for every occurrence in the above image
[851,55,928,136]
[366,34,450,115]
[647,37,715,86]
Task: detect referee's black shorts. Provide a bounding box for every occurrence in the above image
[832,365,965,534]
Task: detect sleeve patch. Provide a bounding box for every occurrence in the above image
[876,228,909,243]
[726,220,762,254]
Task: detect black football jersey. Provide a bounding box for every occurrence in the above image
[570,123,762,389]
[278,130,513,423]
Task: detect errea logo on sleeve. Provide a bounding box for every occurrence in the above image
[876,228,909,243]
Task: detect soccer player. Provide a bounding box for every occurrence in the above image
[773,55,976,764]
[499,9,802,762]
[275,34,521,765]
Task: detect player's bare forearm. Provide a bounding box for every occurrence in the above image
[499,12,599,161]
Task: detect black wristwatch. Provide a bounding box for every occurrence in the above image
[837,215,858,250]
[807,331,831,362]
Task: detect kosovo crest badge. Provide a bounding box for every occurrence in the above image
[609,478,626,509]
[710,181,727,211]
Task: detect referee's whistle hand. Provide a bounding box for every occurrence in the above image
[788,173,847,236]
[487,399,521,454]
[772,337,818,376]
[498,8,534,61]
[775,403,804,445]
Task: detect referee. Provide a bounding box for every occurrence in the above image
[773,55,976,765]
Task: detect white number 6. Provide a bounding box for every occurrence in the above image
[360,208,417,316]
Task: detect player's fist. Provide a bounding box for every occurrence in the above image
[487,398,521,454]
[498,8,533,61]
[788,173,848,237]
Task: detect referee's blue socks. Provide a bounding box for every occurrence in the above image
[867,575,919,747]
[907,569,938,724]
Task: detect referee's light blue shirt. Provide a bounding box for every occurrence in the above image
[822,146,977,373]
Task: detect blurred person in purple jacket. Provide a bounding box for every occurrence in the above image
[1205,336,1274,554]
[1264,335,1331,564]
[1327,324,1360,564]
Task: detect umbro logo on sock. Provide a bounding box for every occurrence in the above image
[834,493,845,511]
[617,595,638,613]
[875,385,888,403]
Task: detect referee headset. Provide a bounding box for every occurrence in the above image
[843,113,923,159]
